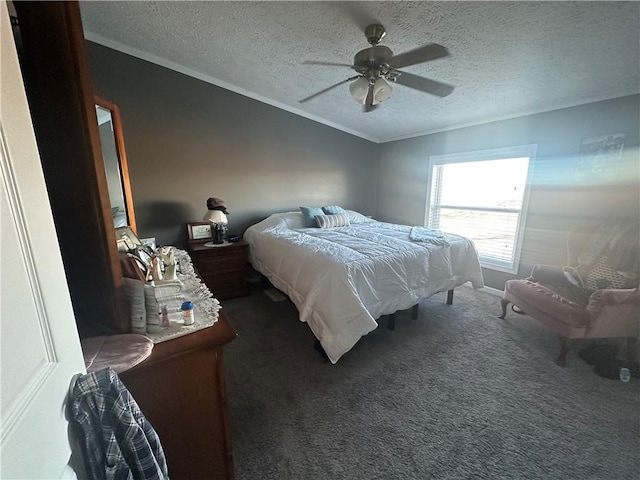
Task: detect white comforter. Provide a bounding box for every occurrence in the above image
[244,212,484,363]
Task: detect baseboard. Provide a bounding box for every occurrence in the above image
[479,286,503,297]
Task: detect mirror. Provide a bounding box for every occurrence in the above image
[95,96,137,233]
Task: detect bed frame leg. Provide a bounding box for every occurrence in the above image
[447,289,454,305]
[313,339,329,362]
[387,314,396,331]
[411,304,419,320]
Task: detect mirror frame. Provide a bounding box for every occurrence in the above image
[95,95,137,234]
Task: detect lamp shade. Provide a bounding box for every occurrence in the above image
[373,78,392,105]
[203,209,228,224]
[349,77,369,104]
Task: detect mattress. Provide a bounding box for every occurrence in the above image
[244,212,484,363]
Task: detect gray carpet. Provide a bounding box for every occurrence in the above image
[221,284,640,479]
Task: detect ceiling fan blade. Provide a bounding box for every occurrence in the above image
[299,76,360,103]
[363,83,377,113]
[303,61,353,68]
[394,71,454,97]
[388,43,449,69]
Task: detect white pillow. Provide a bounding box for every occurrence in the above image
[277,212,306,229]
[315,213,350,228]
[252,212,305,231]
[345,210,375,224]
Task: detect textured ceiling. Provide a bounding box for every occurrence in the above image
[80,1,640,143]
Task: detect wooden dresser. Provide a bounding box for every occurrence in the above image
[119,312,236,480]
[188,241,249,300]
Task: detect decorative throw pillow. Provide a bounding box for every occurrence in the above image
[562,266,585,288]
[322,205,347,215]
[300,206,324,227]
[584,255,635,291]
[315,213,350,228]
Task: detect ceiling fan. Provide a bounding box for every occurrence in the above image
[299,24,454,113]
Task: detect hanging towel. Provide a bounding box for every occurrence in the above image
[409,227,450,246]
[68,368,169,480]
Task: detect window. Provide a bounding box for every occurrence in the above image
[426,145,536,273]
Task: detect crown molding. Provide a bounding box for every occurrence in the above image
[84,32,380,144]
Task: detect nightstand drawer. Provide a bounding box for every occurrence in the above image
[197,251,246,273]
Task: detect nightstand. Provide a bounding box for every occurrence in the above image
[188,240,249,300]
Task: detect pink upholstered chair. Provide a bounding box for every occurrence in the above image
[500,224,640,366]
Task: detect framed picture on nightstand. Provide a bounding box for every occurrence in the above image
[187,222,213,242]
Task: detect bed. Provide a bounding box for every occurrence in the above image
[244,210,484,363]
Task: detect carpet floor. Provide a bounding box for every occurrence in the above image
[221,284,640,479]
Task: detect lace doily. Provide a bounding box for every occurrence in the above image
[145,248,221,344]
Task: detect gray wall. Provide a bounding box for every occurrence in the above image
[87,41,638,290]
[86,42,379,247]
[378,95,640,289]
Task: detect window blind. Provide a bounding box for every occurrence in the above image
[427,153,533,273]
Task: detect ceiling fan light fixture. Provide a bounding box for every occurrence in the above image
[299,24,454,110]
[349,77,369,104]
[372,77,392,105]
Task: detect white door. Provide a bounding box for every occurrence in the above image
[0,3,86,479]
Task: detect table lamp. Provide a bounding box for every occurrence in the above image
[203,197,229,244]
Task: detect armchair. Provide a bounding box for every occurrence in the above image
[500,224,639,366]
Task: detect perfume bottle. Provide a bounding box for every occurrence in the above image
[181,301,194,326]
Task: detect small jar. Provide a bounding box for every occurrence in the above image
[620,368,631,383]
[181,301,195,326]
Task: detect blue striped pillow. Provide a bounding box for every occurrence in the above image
[321,205,346,215]
[315,214,350,228]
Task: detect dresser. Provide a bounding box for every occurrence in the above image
[188,241,250,300]
[119,312,236,480]
[15,4,234,477]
